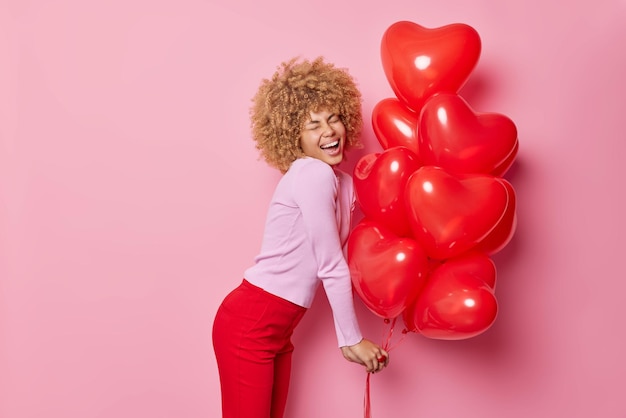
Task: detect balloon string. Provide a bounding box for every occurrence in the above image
[381,317,396,351]
[381,316,408,352]
[364,317,407,418]
[364,372,372,418]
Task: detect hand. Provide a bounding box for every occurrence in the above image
[340,338,390,373]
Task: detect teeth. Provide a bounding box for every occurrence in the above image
[321,140,339,149]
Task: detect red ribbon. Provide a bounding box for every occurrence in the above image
[363,318,407,418]
[364,372,373,418]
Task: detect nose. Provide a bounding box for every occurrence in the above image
[321,121,335,136]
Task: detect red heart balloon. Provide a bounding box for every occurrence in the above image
[407,252,498,339]
[348,219,430,319]
[474,179,517,255]
[372,98,420,153]
[492,139,519,177]
[405,166,509,259]
[353,147,422,237]
[419,93,519,175]
[381,21,481,113]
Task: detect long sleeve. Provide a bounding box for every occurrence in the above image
[244,157,362,347]
[291,160,362,347]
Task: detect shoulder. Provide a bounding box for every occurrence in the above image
[333,167,352,184]
[290,157,335,174]
[334,167,355,203]
[287,157,337,184]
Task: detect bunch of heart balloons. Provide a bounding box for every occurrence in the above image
[348,21,518,340]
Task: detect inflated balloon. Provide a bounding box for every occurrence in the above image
[407,252,498,339]
[401,258,442,333]
[453,251,497,289]
[401,295,419,333]
[492,139,519,177]
[418,93,518,175]
[405,166,509,260]
[354,147,422,237]
[372,98,420,153]
[473,179,517,255]
[355,20,518,350]
[348,220,430,319]
[381,21,481,113]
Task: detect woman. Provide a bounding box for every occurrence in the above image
[212,56,389,418]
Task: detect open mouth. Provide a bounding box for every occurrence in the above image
[320,140,340,150]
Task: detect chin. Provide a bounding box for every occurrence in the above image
[327,155,344,166]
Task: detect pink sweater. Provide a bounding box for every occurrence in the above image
[244,157,363,347]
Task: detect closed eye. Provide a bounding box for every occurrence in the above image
[305,121,320,130]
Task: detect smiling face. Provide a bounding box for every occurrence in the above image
[300,109,346,166]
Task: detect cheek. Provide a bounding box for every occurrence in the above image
[337,122,347,135]
[339,127,348,141]
[300,134,316,152]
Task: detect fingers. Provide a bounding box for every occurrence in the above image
[368,349,390,373]
[340,340,390,373]
[376,348,390,372]
[379,348,390,367]
[372,357,387,373]
[367,358,383,373]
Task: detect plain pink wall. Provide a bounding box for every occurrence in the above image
[2,0,625,417]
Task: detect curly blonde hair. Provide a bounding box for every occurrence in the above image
[250,57,363,173]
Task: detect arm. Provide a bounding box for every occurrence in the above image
[292,160,361,345]
[292,160,389,372]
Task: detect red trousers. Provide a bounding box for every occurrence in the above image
[212,279,307,418]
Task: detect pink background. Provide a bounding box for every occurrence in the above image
[2,0,625,417]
